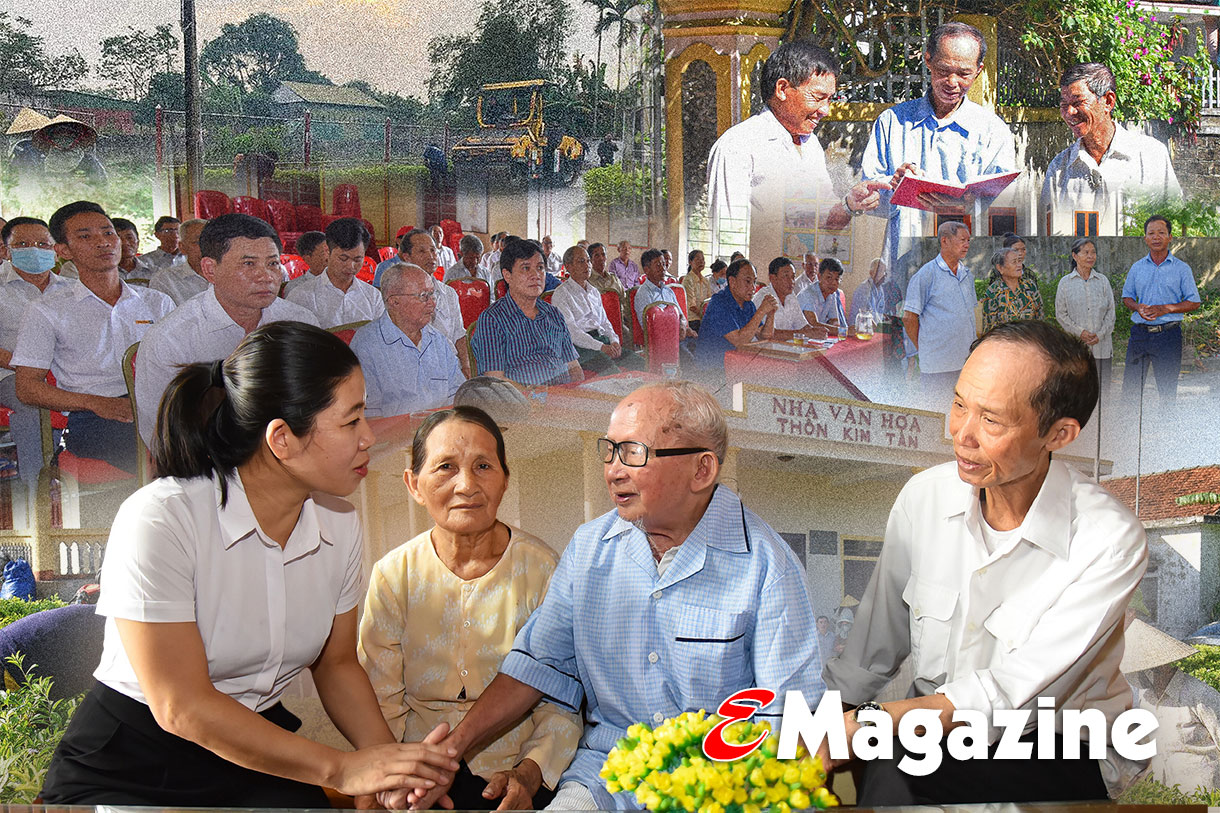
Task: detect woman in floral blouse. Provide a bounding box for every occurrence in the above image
[982,246,1044,332]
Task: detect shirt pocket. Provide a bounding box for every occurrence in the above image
[902,577,958,683]
[983,602,1038,654]
[672,604,750,708]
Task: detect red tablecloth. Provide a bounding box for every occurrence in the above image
[724,336,885,400]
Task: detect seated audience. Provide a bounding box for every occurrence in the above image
[141,215,182,270]
[287,218,384,328]
[709,259,729,294]
[0,216,76,486]
[551,245,643,376]
[479,232,507,284]
[471,238,581,386]
[541,235,563,276]
[112,218,153,281]
[608,240,641,290]
[149,219,209,305]
[755,257,813,340]
[794,251,820,295]
[136,213,320,447]
[444,234,487,285]
[696,258,775,369]
[282,230,328,297]
[351,263,465,417]
[587,243,624,298]
[398,228,470,377]
[850,258,901,323]
[12,201,174,472]
[633,248,696,341]
[432,224,457,268]
[797,257,848,336]
[39,322,458,806]
[681,250,712,331]
[982,246,1044,333]
[358,407,580,808]
[399,382,823,812]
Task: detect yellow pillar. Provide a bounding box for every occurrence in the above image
[953,14,998,111]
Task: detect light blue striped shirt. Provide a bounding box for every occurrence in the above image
[796,284,847,334]
[501,486,825,809]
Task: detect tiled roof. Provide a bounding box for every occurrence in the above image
[1103,465,1220,521]
[277,81,384,109]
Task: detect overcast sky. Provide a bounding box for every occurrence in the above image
[37,0,611,99]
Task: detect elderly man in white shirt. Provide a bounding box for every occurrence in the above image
[135,214,320,447]
[443,234,489,286]
[12,201,174,473]
[431,224,457,269]
[1042,62,1182,237]
[350,263,465,418]
[399,228,471,378]
[0,216,76,486]
[552,245,645,376]
[541,236,564,276]
[287,218,384,328]
[148,219,209,305]
[825,320,1146,805]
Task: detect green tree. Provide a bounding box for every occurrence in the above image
[426,0,572,119]
[98,24,178,100]
[134,70,185,124]
[200,13,328,95]
[0,12,87,94]
[594,0,641,98]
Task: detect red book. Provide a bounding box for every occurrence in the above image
[890,170,1021,210]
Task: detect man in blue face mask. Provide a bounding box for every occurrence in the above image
[0,217,75,488]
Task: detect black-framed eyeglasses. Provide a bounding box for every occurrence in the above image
[597,438,710,467]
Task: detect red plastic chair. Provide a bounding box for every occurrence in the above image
[264,198,297,232]
[540,291,554,304]
[643,302,681,375]
[439,219,464,256]
[329,321,370,346]
[601,290,624,343]
[667,283,688,318]
[295,204,325,232]
[357,257,376,283]
[377,246,398,262]
[232,196,273,225]
[447,278,491,329]
[627,288,643,348]
[333,184,362,218]
[194,190,232,220]
[495,279,508,300]
[40,372,128,485]
[281,254,308,280]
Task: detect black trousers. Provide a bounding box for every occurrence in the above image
[41,682,329,807]
[857,731,1109,806]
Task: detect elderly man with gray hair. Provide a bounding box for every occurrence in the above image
[401,380,825,812]
[903,220,977,402]
[350,262,465,417]
[1042,62,1182,236]
[443,233,488,285]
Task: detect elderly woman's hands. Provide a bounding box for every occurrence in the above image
[482,759,543,810]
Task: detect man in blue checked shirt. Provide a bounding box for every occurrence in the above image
[401,381,824,812]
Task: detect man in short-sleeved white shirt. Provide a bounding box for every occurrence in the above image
[825,322,1147,804]
[1043,63,1181,236]
[398,228,471,377]
[431,224,457,269]
[287,218,385,329]
[552,245,645,376]
[149,219,209,305]
[754,257,811,338]
[135,214,321,447]
[12,202,174,472]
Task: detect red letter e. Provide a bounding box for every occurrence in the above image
[702,688,777,762]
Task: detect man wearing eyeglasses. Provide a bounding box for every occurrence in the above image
[141,216,183,271]
[860,22,1016,287]
[351,263,465,417]
[401,381,824,812]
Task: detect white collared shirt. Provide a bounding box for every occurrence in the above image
[149,263,209,305]
[134,288,321,446]
[430,276,466,347]
[286,271,385,328]
[752,284,808,331]
[0,261,76,383]
[1042,125,1182,236]
[826,460,1147,748]
[551,277,619,350]
[1054,269,1116,360]
[437,243,457,269]
[706,108,836,230]
[94,472,364,711]
[11,279,174,397]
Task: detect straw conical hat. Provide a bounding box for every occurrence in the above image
[839,595,860,608]
[6,107,52,135]
[1121,618,1198,674]
[34,114,96,151]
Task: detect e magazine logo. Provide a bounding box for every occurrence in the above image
[702,688,1158,775]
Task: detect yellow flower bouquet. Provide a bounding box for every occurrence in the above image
[600,711,837,813]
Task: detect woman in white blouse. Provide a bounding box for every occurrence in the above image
[358,407,581,810]
[1055,238,1116,392]
[41,321,459,806]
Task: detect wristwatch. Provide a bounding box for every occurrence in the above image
[843,194,863,216]
[854,701,885,726]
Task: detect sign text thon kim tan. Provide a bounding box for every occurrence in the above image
[763,394,929,449]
